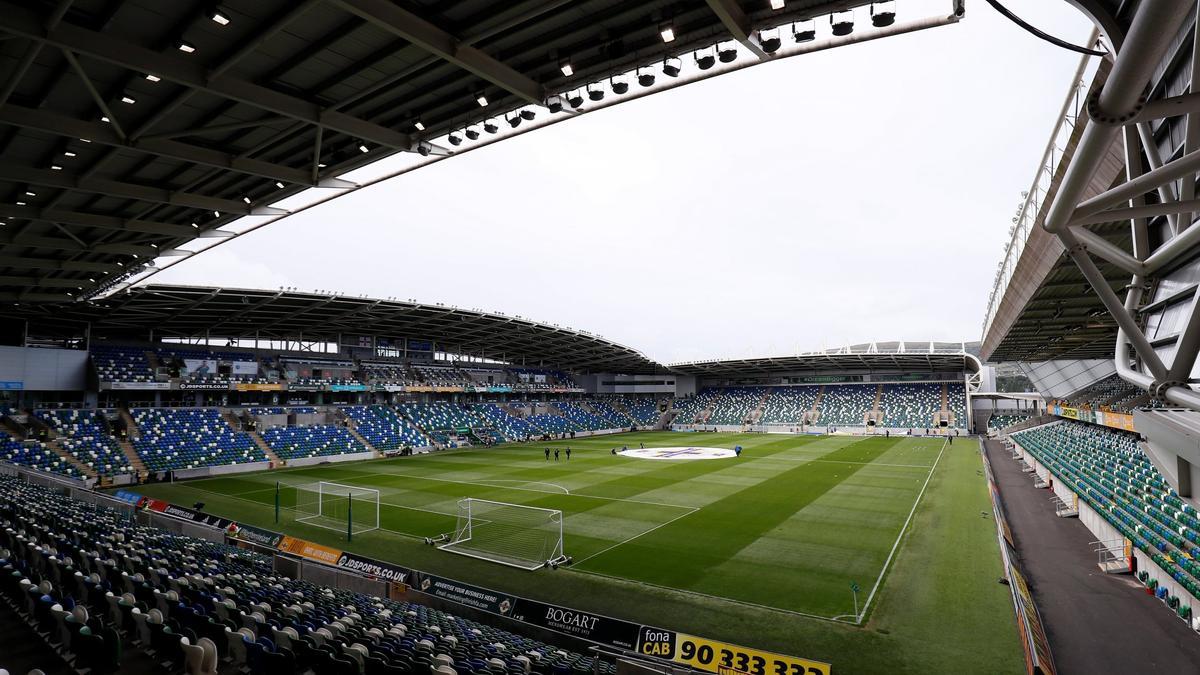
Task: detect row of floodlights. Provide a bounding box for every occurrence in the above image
[437,3,897,146]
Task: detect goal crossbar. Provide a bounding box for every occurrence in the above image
[295,481,380,535]
[438,497,566,570]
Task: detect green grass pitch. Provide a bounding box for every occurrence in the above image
[129,432,1023,673]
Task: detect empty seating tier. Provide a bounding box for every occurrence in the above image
[35,409,131,477]
[1012,422,1200,601]
[261,425,367,460]
[132,408,266,472]
[0,475,614,675]
[341,406,428,451]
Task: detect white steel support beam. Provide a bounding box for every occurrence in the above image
[0,104,315,185]
[0,3,413,150]
[1044,0,1196,404]
[704,0,770,59]
[0,165,284,215]
[332,0,545,105]
[0,254,120,273]
[0,231,157,257]
[0,205,201,237]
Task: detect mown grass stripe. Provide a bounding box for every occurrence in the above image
[575,437,903,590]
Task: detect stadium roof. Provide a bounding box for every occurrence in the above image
[0,0,966,304]
[980,58,1132,363]
[2,283,664,373]
[668,341,981,376]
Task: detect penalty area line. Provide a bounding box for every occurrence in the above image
[571,505,700,566]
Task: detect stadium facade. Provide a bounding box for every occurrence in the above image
[4,1,1200,674]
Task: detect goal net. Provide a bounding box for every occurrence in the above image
[295,481,380,535]
[438,498,565,570]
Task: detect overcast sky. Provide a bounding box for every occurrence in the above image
[151,0,1095,365]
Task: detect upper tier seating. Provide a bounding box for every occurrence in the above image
[1067,374,1140,410]
[817,384,876,426]
[0,475,614,675]
[1012,421,1200,604]
[247,407,319,416]
[1,439,82,479]
[879,383,942,429]
[414,366,468,387]
[90,345,154,383]
[34,409,131,477]
[131,409,266,472]
[705,388,764,425]
[758,387,817,424]
[396,403,483,432]
[363,363,414,385]
[988,413,1032,430]
[472,404,534,441]
[341,406,428,450]
[261,425,367,460]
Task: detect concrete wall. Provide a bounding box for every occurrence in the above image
[0,345,87,391]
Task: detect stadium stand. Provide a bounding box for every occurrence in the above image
[758,387,817,425]
[705,388,765,426]
[472,404,535,441]
[260,425,367,461]
[0,439,83,479]
[525,412,576,435]
[670,391,716,425]
[396,403,482,433]
[341,406,428,451]
[131,409,267,472]
[816,384,876,427]
[1012,421,1200,614]
[879,383,942,429]
[551,402,609,431]
[34,409,131,477]
[586,400,635,428]
[0,475,615,675]
[609,396,661,426]
[414,365,468,387]
[988,413,1032,431]
[946,384,968,426]
[362,363,416,386]
[89,345,155,383]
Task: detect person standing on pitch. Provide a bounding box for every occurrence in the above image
[544,448,550,461]
[554,449,560,461]
[566,447,572,460]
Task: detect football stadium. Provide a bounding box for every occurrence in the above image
[3,1,1200,674]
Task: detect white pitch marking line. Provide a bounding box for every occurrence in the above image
[571,505,701,566]
[291,467,696,511]
[855,437,948,623]
[474,479,570,494]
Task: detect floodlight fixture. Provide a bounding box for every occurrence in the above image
[831,11,854,36]
[610,75,629,94]
[662,57,681,77]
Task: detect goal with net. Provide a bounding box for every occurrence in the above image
[295,481,380,537]
[438,498,567,570]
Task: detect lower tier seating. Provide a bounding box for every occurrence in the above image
[341,406,428,451]
[0,475,614,675]
[132,408,266,472]
[1013,421,1200,605]
[261,425,367,460]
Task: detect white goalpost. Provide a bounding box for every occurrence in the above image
[295,481,380,536]
[437,498,568,570]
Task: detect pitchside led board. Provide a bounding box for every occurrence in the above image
[636,628,830,675]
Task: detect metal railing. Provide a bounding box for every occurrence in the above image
[981,37,1100,340]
